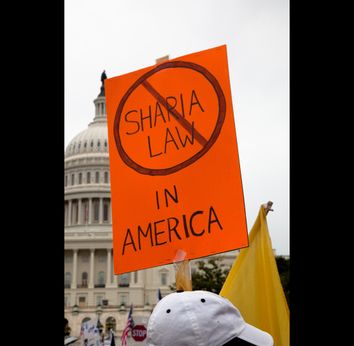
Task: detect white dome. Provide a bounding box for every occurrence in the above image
[65,121,109,158]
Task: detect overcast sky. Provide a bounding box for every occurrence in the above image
[65,0,289,255]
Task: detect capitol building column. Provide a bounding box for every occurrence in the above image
[71,249,78,289]
[99,198,103,224]
[88,198,92,224]
[68,200,72,226]
[89,249,95,289]
[106,248,112,287]
[78,199,82,224]
[109,200,112,224]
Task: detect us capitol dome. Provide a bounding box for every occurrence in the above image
[64,72,237,343]
[65,72,109,160]
[64,72,162,342]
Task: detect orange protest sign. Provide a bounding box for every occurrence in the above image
[105,45,248,274]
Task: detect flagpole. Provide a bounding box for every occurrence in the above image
[121,303,134,346]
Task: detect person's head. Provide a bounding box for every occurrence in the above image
[146,290,273,346]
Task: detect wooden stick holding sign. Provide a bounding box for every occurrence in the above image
[174,249,192,291]
[155,55,170,65]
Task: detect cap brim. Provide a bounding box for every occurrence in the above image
[237,323,273,346]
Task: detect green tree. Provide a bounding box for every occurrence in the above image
[191,257,231,293]
[275,255,290,306]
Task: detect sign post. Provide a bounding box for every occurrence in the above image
[105,45,248,274]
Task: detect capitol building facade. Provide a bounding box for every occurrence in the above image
[64,74,238,343]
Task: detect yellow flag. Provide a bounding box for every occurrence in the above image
[220,205,289,346]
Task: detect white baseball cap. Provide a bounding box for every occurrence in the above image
[147,291,273,346]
